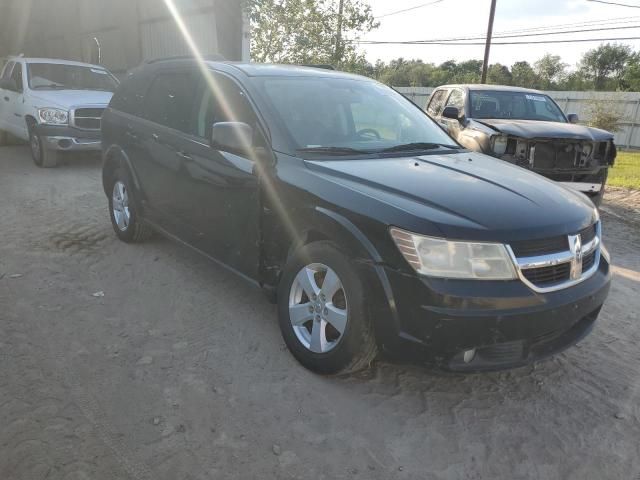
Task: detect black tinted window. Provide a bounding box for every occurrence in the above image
[110,70,147,116]
[194,73,259,140]
[144,71,198,132]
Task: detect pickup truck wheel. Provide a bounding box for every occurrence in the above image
[277,242,377,374]
[108,168,152,242]
[29,128,57,168]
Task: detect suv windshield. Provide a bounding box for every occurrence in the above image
[470,90,566,122]
[27,63,118,92]
[257,77,457,156]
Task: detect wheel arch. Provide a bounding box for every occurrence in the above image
[102,145,142,197]
[263,206,402,343]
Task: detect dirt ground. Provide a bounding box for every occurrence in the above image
[1,145,639,480]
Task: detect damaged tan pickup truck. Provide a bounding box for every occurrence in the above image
[425,85,616,206]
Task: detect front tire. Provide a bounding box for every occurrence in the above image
[29,126,57,168]
[108,167,152,243]
[277,241,377,374]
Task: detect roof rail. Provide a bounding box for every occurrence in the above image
[300,64,336,70]
[145,54,226,64]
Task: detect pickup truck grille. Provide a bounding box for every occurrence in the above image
[508,222,601,292]
[533,141,594,169]
[72,107,106,130]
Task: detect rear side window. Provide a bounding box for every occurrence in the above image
[110,70,148,116]
[427,90,447,116]
[144,71,199,132]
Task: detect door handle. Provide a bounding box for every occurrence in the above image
[176,151,192,161]
[151,133,160,142]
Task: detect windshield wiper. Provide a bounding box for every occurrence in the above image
[296,146,371,156]
[380,142,460,153]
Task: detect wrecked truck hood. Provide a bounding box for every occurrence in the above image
[473,119,614,142]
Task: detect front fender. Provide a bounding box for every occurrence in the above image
[102,144,143,197]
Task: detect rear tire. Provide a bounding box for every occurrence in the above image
[108,167,152,243]
[29,126,58,168]
[277,241,378,374]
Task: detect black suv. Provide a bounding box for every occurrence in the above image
[101,59,611,374]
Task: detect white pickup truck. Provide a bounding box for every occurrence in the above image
[0,57,118,167]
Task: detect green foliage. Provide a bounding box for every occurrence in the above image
[608,151,640,190]
[579,43,632,91]
[585,99,625,132]
[534,54,567,89]
[245,0,378,64]
[511,61,539,89]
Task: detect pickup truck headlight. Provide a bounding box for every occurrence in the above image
[38,108,69,125]
[491,135,508,156]
[390,227,517,280]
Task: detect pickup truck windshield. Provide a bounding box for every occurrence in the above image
[258,77,457,155]
[470,90,566,123]
[27,63,118,92]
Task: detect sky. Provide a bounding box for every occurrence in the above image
[359,0,640,69]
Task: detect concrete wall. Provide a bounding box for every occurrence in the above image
[395,86,640,149]
[0,0,246,74]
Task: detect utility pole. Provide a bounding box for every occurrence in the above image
[480,0,497,84]
[334,0,345,64]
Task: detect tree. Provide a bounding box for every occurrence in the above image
[486,63,512,85]
[534,54,567,89]
[579,43,632,90]
[511,61,539,88]
[624,53,640,91]
[245,0,378,65]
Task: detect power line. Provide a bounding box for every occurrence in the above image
[375,0,444,19]
[488,15,640,36]
[355,23,640,45]
[356,36,640,45]
[586,0,640,7]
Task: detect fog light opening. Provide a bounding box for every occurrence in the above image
[58,139,72,149]
[463,348,476,364]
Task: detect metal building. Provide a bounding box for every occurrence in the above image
[0,0,249,74]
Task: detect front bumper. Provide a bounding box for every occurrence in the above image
[34,124,101,152]
[380,256,611,372]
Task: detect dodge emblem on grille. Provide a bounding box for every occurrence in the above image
[568,234,583,280]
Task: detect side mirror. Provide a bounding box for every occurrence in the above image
[0,78,18,92]
[567,113,579,124]
[442,106,461,120]
[211,122,253,153]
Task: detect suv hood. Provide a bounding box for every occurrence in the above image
[29,89,113,110]
[474,119,613,141]
[304,151,597,241]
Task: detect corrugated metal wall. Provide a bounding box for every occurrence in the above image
[140,12,219,61]
[0,0,244,73]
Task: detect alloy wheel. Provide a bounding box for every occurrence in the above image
[112,180,131,231]
[288,263,348,353]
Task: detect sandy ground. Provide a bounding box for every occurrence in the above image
[0,145,639,480]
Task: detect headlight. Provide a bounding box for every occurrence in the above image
[38,108,68,125]
[390,227,517,280]
[492,135,508,156]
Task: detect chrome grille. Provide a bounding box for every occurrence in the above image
[71,106,106,130]
[507,222,602,293]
